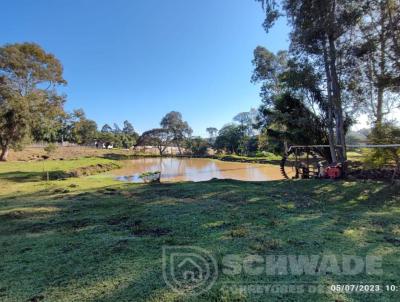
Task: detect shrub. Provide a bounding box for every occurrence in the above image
[364,123,400,168]
[187,137,209,156]
[44,143,57,156]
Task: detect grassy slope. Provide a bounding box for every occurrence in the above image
[215,153,282,163]
[0,159,399,302]
[0,157,120,183]
[7,146,136,162]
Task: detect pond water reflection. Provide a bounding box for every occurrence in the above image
[112,158,283,182]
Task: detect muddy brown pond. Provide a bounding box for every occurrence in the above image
[112,158,283,182]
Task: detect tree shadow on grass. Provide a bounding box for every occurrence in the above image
[0,170,70,183]
[1,179,399,301]
[102,153,137,160]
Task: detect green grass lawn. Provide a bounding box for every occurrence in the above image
[215,153,282,163]
[0,158,399,301]
[0,157,120,183]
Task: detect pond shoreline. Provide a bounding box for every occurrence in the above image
[6,146,283,166]
[104,152,282,166]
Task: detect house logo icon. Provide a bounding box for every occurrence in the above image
[162,246,218,295]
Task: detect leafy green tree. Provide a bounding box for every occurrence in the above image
[233,111,255,136]
[256,0,365,163]
[387,0,400,61]
[101,124,113,133]
[0,43,66,161]
[187,136,209,156]
[136,128,173,156]
[31,94,66,143]
[215,124,242,154]
[245,136,260,155]
[98,123,115,146]
[251,46,287,106]
[120,120,138,148]
[97,121,138,149]
[118,134,135,149]
[264,93,331,153]
[123,120,135,135]
[57,112,72,144]
[257,128,269,151]
[252,45,338,156]
[366,123,400,169]
[231,110,258,155]
[352,0,400,126]
[69,109,97,144]
[44,143,57,157]
[113,123,121,134]
[206,127,218,140]
[160,111,192,154]
[206,127,218,148]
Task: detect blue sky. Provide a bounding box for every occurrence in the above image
[1,0,290,136]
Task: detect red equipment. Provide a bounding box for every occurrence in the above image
[325,164,342,179]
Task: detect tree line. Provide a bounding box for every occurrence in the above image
[252,0,400,165]
[0,42,266,160]
[1,0,400,165]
